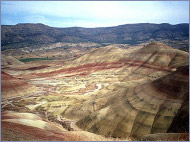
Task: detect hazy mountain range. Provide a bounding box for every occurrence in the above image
[1,23,189,51]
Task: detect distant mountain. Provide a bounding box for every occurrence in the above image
[1,23,189,50]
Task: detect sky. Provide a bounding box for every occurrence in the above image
[1,1,189,28]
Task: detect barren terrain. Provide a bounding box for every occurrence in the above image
[1,41,189,141]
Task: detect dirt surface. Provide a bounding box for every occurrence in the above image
[1,42,189,141]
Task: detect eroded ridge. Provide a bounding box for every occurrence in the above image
[1,42,189,141]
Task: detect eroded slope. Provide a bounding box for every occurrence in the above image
[1,42,189,141]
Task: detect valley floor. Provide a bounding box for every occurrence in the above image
[1,42,189,141]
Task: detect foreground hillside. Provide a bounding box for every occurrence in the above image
[1,42,189,141]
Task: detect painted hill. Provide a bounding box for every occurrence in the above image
[1,72,36,99]
[1,54,24,67]
[66,42,189,74]
[1,111,114,141]
[1,42,188,141]
[18,42,188,80]
[41,42,188,139]
[74,47,189,138]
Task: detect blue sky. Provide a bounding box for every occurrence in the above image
[1,1,189,28]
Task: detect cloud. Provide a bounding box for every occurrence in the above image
[23,15,48,24]
[1,1,189,27]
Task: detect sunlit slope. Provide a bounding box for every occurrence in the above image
[4,42,188,140]
[127,42,189,67]
[53,42,188,138]
[1,111,114,141]
[19,42,188,79]
[68,45,129,66]
[66,42,188,77]
[76,66,188,138]
[1,54,24,67]
[1,72,36,99]
[70,42,188,67]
